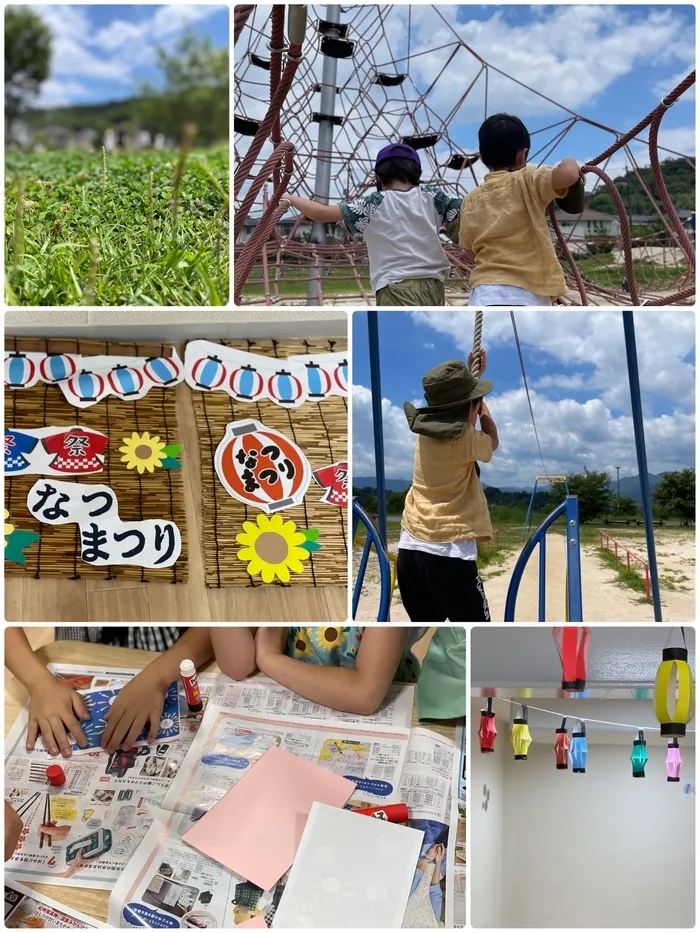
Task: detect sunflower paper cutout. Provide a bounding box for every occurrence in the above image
[119,432,182,474]
[236,514,314,584]
[4,508,40,565]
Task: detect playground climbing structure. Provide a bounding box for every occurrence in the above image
[235,4,695,306]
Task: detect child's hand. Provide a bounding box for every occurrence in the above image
[26,673,89,758]
[101,666,168,753]
[255,627,288,672]
[38,820,70,841]
[479,401,492,420]
[467,348,487,376]
[4,802,23,861]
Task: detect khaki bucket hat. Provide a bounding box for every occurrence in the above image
[404,359,492,440]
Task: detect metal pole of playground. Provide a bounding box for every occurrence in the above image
[307,4,341,305]
[622,311,663,621]
[367,311,388,549]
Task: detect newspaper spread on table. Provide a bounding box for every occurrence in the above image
[5,663,458,928]
[4,879,107,928]
[445,723,466,928]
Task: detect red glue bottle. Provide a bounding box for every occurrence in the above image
[180,659,203,713]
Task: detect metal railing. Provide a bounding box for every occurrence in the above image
[505,495,583,622]
[352,498,391,622]
[600,531,651,601]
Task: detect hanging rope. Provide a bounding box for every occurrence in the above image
[510,311,553,482]
[470,309,483,377]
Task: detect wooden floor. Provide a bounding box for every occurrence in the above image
[5,383,348,624]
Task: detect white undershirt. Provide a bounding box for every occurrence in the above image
[469,283,552,306]
[399,528,477,561]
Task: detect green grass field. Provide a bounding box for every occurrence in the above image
[5,147,229,306]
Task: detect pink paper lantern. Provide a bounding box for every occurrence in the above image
[666,739,682,783]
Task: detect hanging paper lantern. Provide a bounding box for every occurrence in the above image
[630,730,648,778]
[39,353,78,383]
[267,367,304,406]
[65,371,106,404]
[304,362,333,400]
[511,705,531,760]
[654,643,695,737]
[5,353,36,388]
[215,419,311,513]
[229,363,265,401]
[552,626,590,691]
[554,717,570,770]
[192,354,227,390]
[107,364,145,398]
[570,720,587,773]
[333,356,348,393]
[666,739,682,783]
[144,356,181,385]
[478,697,497,753]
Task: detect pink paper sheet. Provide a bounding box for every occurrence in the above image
[237,918,268,929]
[182,745,355,891]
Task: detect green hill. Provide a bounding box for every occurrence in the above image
[22,98,144,134]
[587,157,695,215]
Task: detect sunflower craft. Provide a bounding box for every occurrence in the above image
[236,514,323,584]
[119,432,182,474]
[4,509,40,565]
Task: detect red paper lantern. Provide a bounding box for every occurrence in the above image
[478,697,497,753]
[553,626,590,690]
[554,717,571,769]
[215,419,311,513]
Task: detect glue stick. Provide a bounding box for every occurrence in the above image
[353,803,408,823]
[180,659,203,713]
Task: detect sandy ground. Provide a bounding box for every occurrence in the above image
[354,530,694,623]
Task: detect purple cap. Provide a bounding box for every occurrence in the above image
[375,143,421,168]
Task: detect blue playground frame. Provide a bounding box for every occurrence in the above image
[354,309,663,623]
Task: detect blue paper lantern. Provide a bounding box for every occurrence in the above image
[5,353,36,388]
[268,368,304,406]
[39,353,77,383]
[304,363,332,399]
[108,365,145,398]
[229,364,264,401]
[65,371,106,403]
[192,355,227,390]
[144,356,181,385]
[570,720,587,773]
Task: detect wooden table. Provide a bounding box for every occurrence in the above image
[5,642,459,924]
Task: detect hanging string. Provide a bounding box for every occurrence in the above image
[510,311,552,482]
[494,696,696,734]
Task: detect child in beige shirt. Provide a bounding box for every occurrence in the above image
[459,113,581,306]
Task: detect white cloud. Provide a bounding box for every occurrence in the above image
[34,78,92,108]
[353,310,695,486]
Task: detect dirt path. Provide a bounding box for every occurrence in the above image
[355,531,694,623]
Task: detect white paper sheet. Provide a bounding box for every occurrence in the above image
[273,802,424,928]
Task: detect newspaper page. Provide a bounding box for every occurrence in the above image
[109,722,457,929]
[445,723,466,928]
[162,705,411,815]
[5,665,414,890]
[400,727,457,929]
[4,879,107,928]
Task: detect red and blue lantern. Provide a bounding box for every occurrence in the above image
[107,364,145,398]
[229,364,265,401]
[144,356,181,386]
[304,363,333,400]
[5,353,37,388]
[65,371,106,404]
[333,356,348,394]
[39,353,78,383]
[192,354,227,390]
[267,368,305,406]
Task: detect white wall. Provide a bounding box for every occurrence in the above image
[500,741,695,928]
[470,699,507,928]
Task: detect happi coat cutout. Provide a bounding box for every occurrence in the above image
[5,426,108,476]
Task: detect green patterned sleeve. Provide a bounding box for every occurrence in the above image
[339,191,383,234]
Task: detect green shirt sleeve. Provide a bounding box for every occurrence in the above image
[338,191,383,234]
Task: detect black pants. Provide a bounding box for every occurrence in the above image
[397,549,491,622]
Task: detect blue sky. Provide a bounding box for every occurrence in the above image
[352,311,695,487]
[25,5,228,108]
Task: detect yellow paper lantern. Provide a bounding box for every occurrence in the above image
[511,705,532,760]
[654,646,695,737]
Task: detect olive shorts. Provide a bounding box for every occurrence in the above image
[375,277,446,306]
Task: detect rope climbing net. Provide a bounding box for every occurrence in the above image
[235,4,696,306]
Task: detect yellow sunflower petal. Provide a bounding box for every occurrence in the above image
[286,557,305,575]
[269,513,284,531]
[261,564,276,584]
[237,546,257,560]
[244,557,264,577]
[290,545,311,562]
[276,563,291,583]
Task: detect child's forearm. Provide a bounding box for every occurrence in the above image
[4,628,53,690]
[210,627,257,681]
[552,157,580,190]
[146,628,215,689]
[480,415,499,452]
[285,194,340,223]
[258,653,384,715]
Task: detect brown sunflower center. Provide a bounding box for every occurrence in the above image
[324,628,338,641]
[135,444,153,459]
[255,531,289,564]
[295,638,307,651]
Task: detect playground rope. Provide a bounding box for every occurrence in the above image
[234,6,695,306]
[470,309,483,378]
[510,311,553,484]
